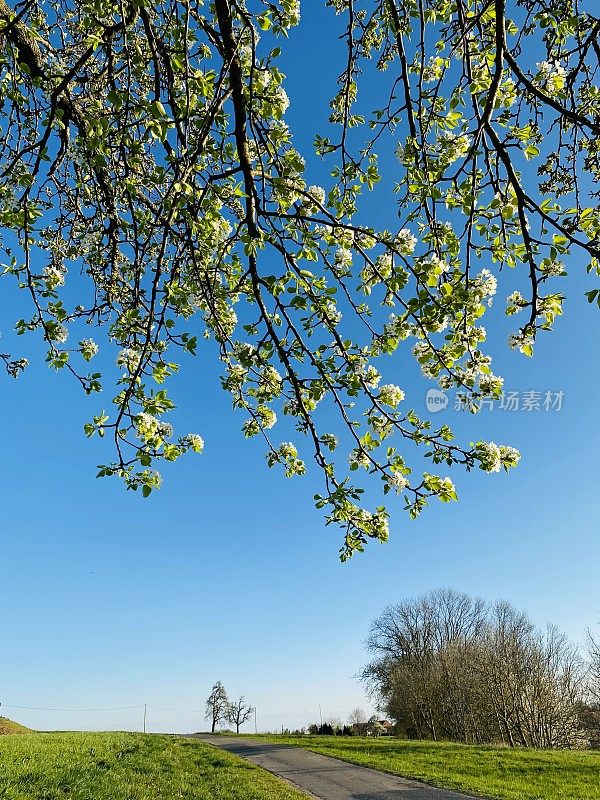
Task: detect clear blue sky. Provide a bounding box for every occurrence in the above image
[1,4,599,735]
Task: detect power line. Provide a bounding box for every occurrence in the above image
[2,701,371,721]
[2,704,143,712]
[146,704,321,713]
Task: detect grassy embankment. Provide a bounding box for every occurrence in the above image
[0,716,32,735]
[254,734,600,800]
[0,731,308,800]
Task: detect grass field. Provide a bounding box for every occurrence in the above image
[0,732,308,800]
[254,735,600,800]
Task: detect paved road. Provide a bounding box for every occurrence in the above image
[188,735,483,800]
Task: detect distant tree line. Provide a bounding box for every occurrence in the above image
[362,589,600,749]
[204,681,254,734]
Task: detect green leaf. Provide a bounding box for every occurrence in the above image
[258,12,272,30]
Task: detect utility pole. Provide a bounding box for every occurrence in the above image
[254,706,257,735]
[319,705,323,726]
[143,704,147,734]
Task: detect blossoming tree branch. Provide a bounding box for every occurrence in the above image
[0,0,597,557]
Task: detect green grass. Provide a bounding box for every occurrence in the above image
[252,735,600,800]
[0,732,309,799]
[0,717,33,735]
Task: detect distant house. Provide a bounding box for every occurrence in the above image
[366,718,394,736]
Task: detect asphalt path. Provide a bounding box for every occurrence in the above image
[188,735,484,800]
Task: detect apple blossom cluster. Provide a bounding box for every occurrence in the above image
[378,384,405,408]
[536,61,567,93]
[474,270,498,304]
[43,264,67,289]
[508,329,536,355]
[1,0,595,558]
[360,251,393,291]
[349,448,371,470]
[302,185,326,213]
[438,132,472,165]
[267,442,306,478]
[277,0,300,28]
[423,474,457,502]
[136,412,173,443]
[335,247,353,268]
[47,323,68,343]
[474,442,521,473]
[416,253,449,283]
[495,78,518,109]
[388,472,410,493]
[117,348,142,373]
[244,405,277,436]
[395,228,418,255]
[421,55,445,84]
[324,498,390,557]
[79,339,99,361]
[540,259,564,277]
[183,434,204,453]
[257,365,283,400]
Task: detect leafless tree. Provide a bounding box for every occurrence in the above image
[348,707,368,735]
[205,681,229,734]
[363,590,586,749]
[227,696,254,734]
[588,625,600,704]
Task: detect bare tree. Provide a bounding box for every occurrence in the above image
[363,590,586,749]
[205,681,229,734]
[588,625,600,704]
[348,707,368,736]
[364,588,488,741]
[227,696,254,734]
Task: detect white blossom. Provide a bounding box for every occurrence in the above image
[541,259,564,277]
[418,253,449,279]
[306,185,326,206]
[157,421,173,439]
[499,445,521,469]
[43,264,67,287]
[185,433,204,453]
[507,290,525,305]
[349,448,371,470]
[278,442,297,459]
[439,131,472,163]
[50,323,68,343]
[536,60,567,92]
[136,412,158,440]
[422,55,444,83]
[335,247,353,267]
[378,384,405,407]
[395,228,417,255]
[80,338,98,359]
[363,365,381,389]
[475,269,497,299]
[388,472,409,493]
[508,329,535,354]
[474,441,501,473]
[413,341,431,360]
[479,373,504,396]
[257,405,277,429]
[117,348,141,372]
[275,85,290,113]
